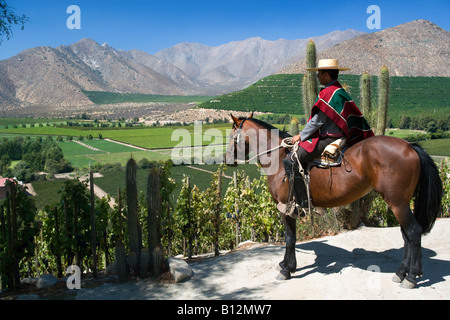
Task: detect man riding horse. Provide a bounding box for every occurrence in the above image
[284,59,374,208]
[226,59,442,288]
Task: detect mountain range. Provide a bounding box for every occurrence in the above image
[0,19,448,112]
[0,29,363,110]
[154,29,363,92]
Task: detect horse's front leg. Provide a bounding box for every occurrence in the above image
[278,213,297,280]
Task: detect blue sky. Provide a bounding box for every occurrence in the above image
[1,0,449,60]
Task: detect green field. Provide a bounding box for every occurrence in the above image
[79,139,140,153]
[199,74,450,127]
[418,139,450,157]
[0,122,231,150]
[31,179,68,210]
[56,140,170,168]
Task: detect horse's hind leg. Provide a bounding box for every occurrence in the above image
[392,228,411,283]
[391,205,423,289]
[401,220,423,289]
[278,214,297,280]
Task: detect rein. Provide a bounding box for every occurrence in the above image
[245,143,285,164]
[246,137,297,163]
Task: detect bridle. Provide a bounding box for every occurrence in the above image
[228,117,288,164]
[227,117,248,163]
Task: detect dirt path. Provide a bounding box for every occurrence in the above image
[74,218,450,300]
[79,174,116,208]
[104,138,150,151]
[74,140,104,152]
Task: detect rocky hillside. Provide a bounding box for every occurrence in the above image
[0,39,193,110]
[279,20,450,77]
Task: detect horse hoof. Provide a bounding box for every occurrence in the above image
[392,274,403,283]
[277,262,284,271]
[276,271,291,280]
[400,278,416,289]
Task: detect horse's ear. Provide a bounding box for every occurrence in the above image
[231,113,240,125]
[249,111,254,119]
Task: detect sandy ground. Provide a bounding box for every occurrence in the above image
[74,218,450,300]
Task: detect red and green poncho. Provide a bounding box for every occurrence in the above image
[299,81,374,153]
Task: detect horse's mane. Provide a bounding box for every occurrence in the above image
[238,116,292,139]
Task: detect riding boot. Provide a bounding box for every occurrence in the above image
[283,157,309,208]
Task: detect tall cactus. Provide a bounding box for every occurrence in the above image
[126,158,142,271]
[289,118,299,136]
[116,187,123,240]
[140,247,150,278]
[9,182,19,289]
[147,167,161,274]
[89,170,97,278]
[152,246,162,277]
[376,65,390,135]
[115,240,127,283]
[302,74,309,118]
[0,205,5,248]
[4,189,14,289]
[53,206,63,278]
[304,40,318,118]
[213,168,222,257]
[360,72,373,126]
[128,250,137,272]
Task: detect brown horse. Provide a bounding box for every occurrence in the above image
[225,114,443,289]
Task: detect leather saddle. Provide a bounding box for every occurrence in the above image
[311,138,347,168]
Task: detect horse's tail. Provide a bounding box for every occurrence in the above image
[410,143,443,234]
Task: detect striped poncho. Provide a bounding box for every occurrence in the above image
[299,81,374,153]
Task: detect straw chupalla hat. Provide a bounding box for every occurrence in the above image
[306,59,350,71]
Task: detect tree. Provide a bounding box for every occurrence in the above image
[399,115,411,129]
[0,154,11,175]
[44,159,60,176]
[426,121,437,133]
[0,0,28,44]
